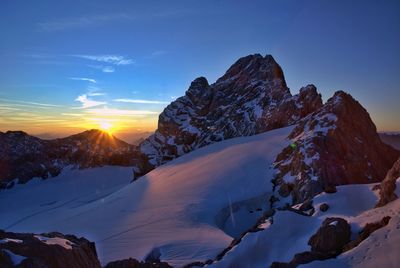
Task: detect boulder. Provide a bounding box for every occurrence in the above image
[308,217,351,255]
[319,203,329,212]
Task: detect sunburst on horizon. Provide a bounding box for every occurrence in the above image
[98,120,114,135]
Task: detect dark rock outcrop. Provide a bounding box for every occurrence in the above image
[104,258,172,268]
[0,129,151,188]
[140,54,323,166]
[308,217,351,255]
[376,157,400,207]
[272,216,391,267]
[271,217,351,267]
[0,230,100,268]
[273,91,400,203]
[319,203,329,212]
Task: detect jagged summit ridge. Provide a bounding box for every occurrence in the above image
[140,54,323,166]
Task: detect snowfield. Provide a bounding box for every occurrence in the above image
[1,125,399,267]
[0,126,292,266]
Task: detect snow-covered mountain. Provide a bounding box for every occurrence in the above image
[0,129,150,189]
[3,54,396,196]
[1,53,400,267]
[140,54,323,167]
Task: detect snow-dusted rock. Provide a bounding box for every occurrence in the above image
[0,230,100,268]
[273,91,400,203]
[140,54,323,166]
[376,157,400,207]
[104,258,172,268]
[308,217,351,255]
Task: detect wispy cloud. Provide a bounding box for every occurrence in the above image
[88,65,115,73]
[86,86,106,96]
[85,107,158,116]
[88,92,106,96]
[69,77,97,83]
[75,94,106,109]
[146,50,167,59]
[0,98,61,108]
[73,55,134,65]
[61,113,85,117]
[36,14,133,32]
[113,98,169,104]
[36,10,192,32]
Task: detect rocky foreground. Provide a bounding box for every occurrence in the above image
[0,230,172,268]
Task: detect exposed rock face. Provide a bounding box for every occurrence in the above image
[104,258,172,268]
[308,217,351,255]
[273,91,400,203]
[0,230,100,268]
[140,54,323,166]
[0,129,151,188]
[377,157,400,207]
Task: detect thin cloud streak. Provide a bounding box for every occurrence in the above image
[61,113,85,117]
[0,98,61,107]
[73,55,134,65]
[36,10,192,32]
[69,77,97,83]
[74,94,106,109]
[88,65,116,73]
[36,14,133,32]
[85,107,158,117]
[114,98,169,104]
[88,92,106,96]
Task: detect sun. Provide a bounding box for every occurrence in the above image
[99,121,113,134]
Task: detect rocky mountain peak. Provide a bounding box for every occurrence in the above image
[216,54,286,88]
[273,90,399,203]
[141,54,323,166]
[184,76,211,107]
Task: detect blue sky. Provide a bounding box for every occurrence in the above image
[0,0,399,139]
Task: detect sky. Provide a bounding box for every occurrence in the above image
[0,0,399,141]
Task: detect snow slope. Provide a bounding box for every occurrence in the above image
[0,126,292,266]
[303,179,400,268]
[208,182,379,268]
[210,179,400,268]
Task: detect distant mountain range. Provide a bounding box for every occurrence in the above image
[379,132,400,150]
[0,129,151,188]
